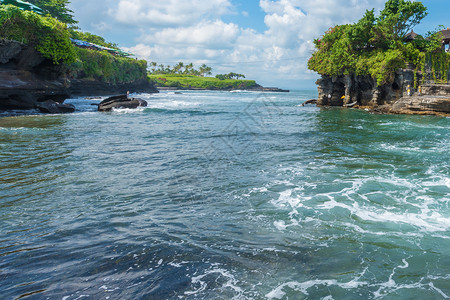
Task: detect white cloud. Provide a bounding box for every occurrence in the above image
[146,21,240,48]
[111,0,233,27]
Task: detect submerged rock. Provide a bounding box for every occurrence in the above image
[98,95,147,112]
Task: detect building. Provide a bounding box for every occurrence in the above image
[440,28,450,52]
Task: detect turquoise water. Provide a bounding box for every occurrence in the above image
[0,90,449,299]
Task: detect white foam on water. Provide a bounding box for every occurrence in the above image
[184,266,244,299]
[111,106,147,114]
[270,189,307,209]
[266,278,368,299]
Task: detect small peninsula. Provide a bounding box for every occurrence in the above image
[308,0,450,116]
[148,63,289,92]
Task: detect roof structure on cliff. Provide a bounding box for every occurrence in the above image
[0,0,43,14]
[405,30,418,41]
[440,28,450,43]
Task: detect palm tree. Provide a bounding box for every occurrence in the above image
[184,63,194,75]
[149,61,158,73]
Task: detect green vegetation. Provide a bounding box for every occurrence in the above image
[308,0,449,86]
[149,62,256,89]
[215,72,245,80]
[149,62,213,77]
[0,5,76,64]
[27,0,77,25]
[68,48,147,84]
[148,74,258,90]
[0,4,148,84]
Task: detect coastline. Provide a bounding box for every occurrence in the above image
[156,86,289,92]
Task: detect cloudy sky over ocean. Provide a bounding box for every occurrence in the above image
[69,0,450,89]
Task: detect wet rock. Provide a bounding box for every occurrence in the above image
[36,100,75,114]
[98,95,147,112]
[391,96,450,115]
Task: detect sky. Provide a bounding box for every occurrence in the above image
[68,0,450,89]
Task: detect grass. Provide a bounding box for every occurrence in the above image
[148,74,259,90]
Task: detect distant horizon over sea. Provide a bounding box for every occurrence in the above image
[1,90,449,299]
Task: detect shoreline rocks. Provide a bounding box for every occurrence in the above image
[314,71,450,116]
[0,39,158,114]
[36,100,75,114]
[97,95,147,112]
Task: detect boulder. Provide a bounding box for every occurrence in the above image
[36,100,75,114]
[98,95,147,112]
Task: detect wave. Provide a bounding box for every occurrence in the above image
[143,107,225,116]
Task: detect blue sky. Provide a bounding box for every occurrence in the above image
[69,0,450,89]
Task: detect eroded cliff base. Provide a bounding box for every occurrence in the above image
[315,71,450,116]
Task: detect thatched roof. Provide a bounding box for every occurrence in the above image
[440,28,450,42]
[405,30,418,41]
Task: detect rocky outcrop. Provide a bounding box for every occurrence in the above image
[0,39,70,110]
[388,95,450,115]
[0,39,158,112]
[315,70,450,116]
[316,70,411,107]
[97,95,147,112]
[36,100,75,114]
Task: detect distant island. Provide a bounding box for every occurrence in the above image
[148,62,289,92]
[307,0,450,116]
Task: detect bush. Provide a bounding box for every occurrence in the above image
[68,48,147,84]
[0,5,76,64]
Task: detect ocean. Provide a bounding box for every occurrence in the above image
[0,90,449,299]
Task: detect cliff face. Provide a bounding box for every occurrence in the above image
[316,69,413,107]
[0,40,157,110]
[0,39,70,109]
[315,70,450,116]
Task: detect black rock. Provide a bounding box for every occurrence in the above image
[36,100,75,114]
[98,95,147,112]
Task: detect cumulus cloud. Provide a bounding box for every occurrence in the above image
[111,0,233,27]
[146,20,240,48]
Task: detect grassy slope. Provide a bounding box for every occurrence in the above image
[148,74,259,90]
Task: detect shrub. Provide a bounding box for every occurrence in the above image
[68,48,147,84]
[0,5,76,64]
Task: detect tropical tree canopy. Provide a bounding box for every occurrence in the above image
[26,0,77,25]
[307,0,440,85]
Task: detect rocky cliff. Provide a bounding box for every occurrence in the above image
[0,39,70,109]
[315,70,450,116]
[0,39,157,111]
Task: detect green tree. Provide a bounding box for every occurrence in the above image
[308,0,432,85]
[27,0,77,25]
[377,0,427,40]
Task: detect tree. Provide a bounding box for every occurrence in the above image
[27,0,77,25]
[378,0,427,40]
[307,0,433,85]
[149,61,158,73]
[184,62,194,75]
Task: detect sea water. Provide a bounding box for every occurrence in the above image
[0,90,449,299]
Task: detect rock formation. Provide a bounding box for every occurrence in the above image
[0,39,70,110]
[36,100,75,114]
[314,69,450,116]
[0,39,158,113]
[97,95,147,112]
